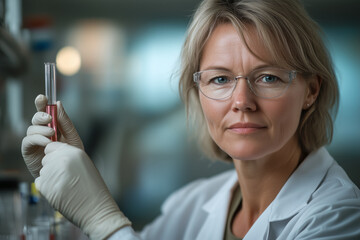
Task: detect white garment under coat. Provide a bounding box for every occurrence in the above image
[109,147,360,240]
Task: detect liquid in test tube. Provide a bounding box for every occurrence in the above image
[44,62,58,141]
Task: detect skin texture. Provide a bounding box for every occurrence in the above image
[198,23,320,237]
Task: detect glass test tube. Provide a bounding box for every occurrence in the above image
[45,63,58,141]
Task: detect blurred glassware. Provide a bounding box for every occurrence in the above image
[25,183,54,240]
[0,178,23,240]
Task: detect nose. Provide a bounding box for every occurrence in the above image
[231,78,257,112]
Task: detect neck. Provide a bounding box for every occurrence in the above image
[233,138,304,224]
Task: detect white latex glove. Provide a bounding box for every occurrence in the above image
[36,142,131,239]
[22,94,84,178]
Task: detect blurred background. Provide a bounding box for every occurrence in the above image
[0,0,359,231]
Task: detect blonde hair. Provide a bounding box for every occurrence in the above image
[179,0,339,162]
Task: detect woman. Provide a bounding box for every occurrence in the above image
[22,0,360,239]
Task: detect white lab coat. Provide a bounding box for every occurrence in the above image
[109,147,360,240]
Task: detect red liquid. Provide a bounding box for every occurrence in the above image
[46,104,58,141]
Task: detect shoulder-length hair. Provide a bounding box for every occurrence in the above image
[178,0,339,161]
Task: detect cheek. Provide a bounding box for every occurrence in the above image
[267,95,304,138]
[199,96,228,134]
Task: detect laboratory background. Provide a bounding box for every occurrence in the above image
[0,0,359,235]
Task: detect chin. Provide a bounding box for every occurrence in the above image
[230,153,264,161]
[222,143,273,161]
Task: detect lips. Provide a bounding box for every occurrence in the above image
[227,122,266,134]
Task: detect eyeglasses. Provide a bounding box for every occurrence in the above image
[193,67,297,100]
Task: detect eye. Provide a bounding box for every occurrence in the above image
[260,75,280,83]
[252,73,286,86]
[209,76,231,85]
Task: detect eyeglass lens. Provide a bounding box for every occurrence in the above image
[194,68,295,100]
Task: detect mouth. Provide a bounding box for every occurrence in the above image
[227,122,267,134]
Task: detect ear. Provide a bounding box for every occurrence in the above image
[303,75,321,110]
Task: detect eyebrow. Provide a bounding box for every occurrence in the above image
[200,64,278,73]
[200,66,232,72]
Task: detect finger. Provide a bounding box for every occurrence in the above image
[32,112,52,125]
[35,94,48,112]
[35,169,60,211]
[27,125,54,137]
[34,177,42,193]
[57,101,73,130]
[41,149,62,166]
[57,101,84,150]
[44,142,67,155]
[21,135,50,179]
[22,134,52,154]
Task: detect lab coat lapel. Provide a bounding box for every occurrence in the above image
[195,147,333,240]
[245,147,334,239]
[269,147,333,221]
[195,172,238,240]
[243,204,272,240]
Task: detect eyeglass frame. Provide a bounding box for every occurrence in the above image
[193,67,298,100]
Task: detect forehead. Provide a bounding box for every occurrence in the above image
[200,23,274,71]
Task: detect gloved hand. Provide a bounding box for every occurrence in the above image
[22,94,131,239]
[36,142,131,239]
[21,94,84,178]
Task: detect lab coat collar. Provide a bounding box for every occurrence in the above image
[196,171,238,240]
[201,147,333,220]
[202,171,238,213]
[269,147,334,221]
[197,147,334,240]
